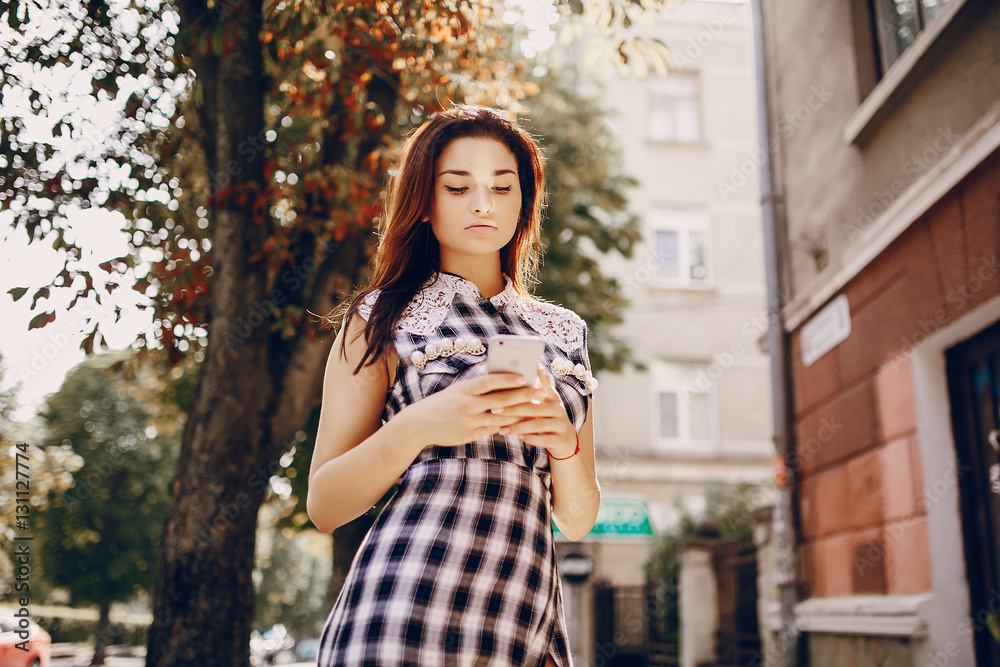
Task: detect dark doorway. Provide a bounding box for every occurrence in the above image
[713,541,762,665]
[592,581,679,666]
[946,319,1000,666]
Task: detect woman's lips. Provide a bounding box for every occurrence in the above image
[466,224,497,232]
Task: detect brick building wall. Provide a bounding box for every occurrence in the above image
[791,145,999,601]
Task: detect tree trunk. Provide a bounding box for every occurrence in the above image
[144,0,405,660]
[145,0,270,665]
[91,603,110,665]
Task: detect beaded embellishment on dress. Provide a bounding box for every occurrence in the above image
[550,357,599,391]
[410,336,487,369]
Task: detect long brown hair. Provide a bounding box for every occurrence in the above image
[324,105,548,375]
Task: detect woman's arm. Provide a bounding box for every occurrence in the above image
[548,402,600,541]
[306,312,426,533]
[499,365,600,541]
[307,312,546,533]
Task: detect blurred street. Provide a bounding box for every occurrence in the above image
[48,644,317,667]
[2,0,998,663]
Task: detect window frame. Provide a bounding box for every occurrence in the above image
[651,379,719,453]
[646,71,703,145]
[842,0,970,145]
[845,0,969,143]
[648,208,714,290]
[870,0,952,78]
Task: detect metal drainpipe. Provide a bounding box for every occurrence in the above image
[749,0,803,665]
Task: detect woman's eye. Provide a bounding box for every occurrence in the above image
[443,185,512,194]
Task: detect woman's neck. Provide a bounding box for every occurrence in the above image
[439,258,505,300]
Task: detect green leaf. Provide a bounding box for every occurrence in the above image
[212,25,224,56]
[987,612,1000,645]
[31,286,50,308]
[28,311,55,330]
[8,286,28,302]
[6,4,21,30]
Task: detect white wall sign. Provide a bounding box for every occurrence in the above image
[801,294,852,367]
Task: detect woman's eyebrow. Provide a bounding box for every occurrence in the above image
[438,168,517,177]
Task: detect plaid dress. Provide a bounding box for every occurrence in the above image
[317,271,596,667]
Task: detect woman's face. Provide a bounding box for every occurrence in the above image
[429,136,522,269]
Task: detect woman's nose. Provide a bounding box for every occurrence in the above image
[471,187,493,214]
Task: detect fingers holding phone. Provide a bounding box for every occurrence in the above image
[497,364,576,455]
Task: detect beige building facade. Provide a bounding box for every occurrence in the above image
[554,2,775,663]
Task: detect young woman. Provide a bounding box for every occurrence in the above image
[308,105,600,667]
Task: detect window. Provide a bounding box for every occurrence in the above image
[654,387,716,450]
[648,73,701,143]
[651,361,718,452]
[871,0,951,75]
[649,209,712,288]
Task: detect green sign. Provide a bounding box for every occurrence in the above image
[554,497,654,538]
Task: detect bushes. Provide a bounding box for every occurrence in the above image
[29,613,148,645]
[643,483,769,644]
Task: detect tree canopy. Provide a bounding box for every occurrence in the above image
[2,0,678,663]
[34,350,177,662]
[2,0,672,370]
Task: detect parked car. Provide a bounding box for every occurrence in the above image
[0,609,50,667]
[294,637,319,661]
[255,624,294,665]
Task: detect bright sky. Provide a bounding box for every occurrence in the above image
[0,207,154,424]
[0,0,559,426]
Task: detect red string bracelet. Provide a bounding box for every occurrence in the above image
[548,431,580,461]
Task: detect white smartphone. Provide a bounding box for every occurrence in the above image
[486,335,545,376]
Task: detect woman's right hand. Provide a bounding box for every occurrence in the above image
[397,371,548,449]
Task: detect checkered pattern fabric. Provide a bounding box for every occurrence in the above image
[317,271,594,667]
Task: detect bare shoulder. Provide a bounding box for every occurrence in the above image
[343,290,399,383]
[311,311,389,481]
[330,309,386,381]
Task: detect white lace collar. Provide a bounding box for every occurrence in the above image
[358,271,586,352]
[424,271,518,308]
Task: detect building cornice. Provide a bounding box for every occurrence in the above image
[763,593,934,638]
[843,0,971,145]
[788,595,933,637]
[783,101,1000,332]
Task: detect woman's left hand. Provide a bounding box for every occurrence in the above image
[492,364,577,458]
